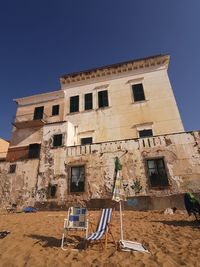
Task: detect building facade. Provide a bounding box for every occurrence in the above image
[0,54,199,209]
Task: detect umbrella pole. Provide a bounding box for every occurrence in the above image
[119,200,124,241]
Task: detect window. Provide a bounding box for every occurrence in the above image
[53,134,63,147]
[28,143,40,158]
[84,93,93,110]
[33,106,44,120]
[9,164,16,173]
[70,166,85,192]
[147,158,169,188]
[139,129,153,138]
[48,184,57,198]
[52,105,59,116]
[81,137,93,145]
[70,96,79,113]
[132,83,145,102]
[98,90,109,108]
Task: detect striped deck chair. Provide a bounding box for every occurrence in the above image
[86,208,115,249]
[61,207,88,250]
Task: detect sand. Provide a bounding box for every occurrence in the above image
[0,209,199,267]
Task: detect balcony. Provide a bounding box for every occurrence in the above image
[12,112,47,129]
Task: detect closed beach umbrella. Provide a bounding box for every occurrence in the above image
[112,156,125,240]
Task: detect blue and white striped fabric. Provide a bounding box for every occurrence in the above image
[87,208,112,241]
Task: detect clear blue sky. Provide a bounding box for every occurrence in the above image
[0,0,200,140]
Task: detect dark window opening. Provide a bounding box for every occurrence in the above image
[139,129,153,138]
[81,137,93,145]
[147,158,169,188]
[132,84,145,102]
[84,93,93,110]
[53,134,63,147]
[48,184,57,198]
[98,90,109,108]
[70,166,85,193]
[9,164,16,173]
[29,143,40,158]
[52,105,59,116]
[70,96,79,113]
[33,106,44,120]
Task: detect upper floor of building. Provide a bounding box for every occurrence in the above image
[10,54,184,150]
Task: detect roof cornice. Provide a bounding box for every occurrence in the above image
[60,54,170,87]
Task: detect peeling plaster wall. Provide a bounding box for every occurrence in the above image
[0,159,39,207]
[34,131,200,207]
[0,131,199,208]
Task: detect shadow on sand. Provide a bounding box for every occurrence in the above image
[26,234,85,249]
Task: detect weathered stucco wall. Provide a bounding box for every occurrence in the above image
[35,131,200,207]
[0,159,39,207]
[63,67,184,144]
[0,131,199,209]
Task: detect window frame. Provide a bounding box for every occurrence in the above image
[70,95,79,113]
[69,165,85,193]
[28,143,41,159]
[146,157,170,189]
[139,129,153,138]
[132,83,146,102]
[33,106,44,120]
[98,90,109,108]
[81,137,93,145]
[84,93,93,111]
[52,105,60,116]
[53,134,63,147]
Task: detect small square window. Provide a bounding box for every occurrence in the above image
[52,105,59,116]
[139,129,153,138]
[81,137,93,145]
[70,166,85,193]
[84,93,93,110]
[9,164,16,173]
[132,84,145,102]
[53,134,63,147]
[70,96,79,113]
[98,90,109,108]
[147,158,169,188]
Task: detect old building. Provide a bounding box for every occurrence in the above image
[0,54,199,209]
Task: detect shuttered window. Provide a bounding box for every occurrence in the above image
[98,90,109,108]
[70,96,79,113]
[132,84,145,102]
[84,93,93,110]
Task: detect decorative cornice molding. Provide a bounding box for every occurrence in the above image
[60,54,170,87]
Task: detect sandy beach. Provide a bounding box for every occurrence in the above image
[0,209,199,267]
